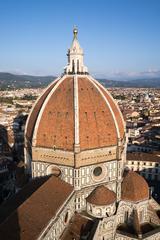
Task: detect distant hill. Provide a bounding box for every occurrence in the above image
[99,78,160,88]
[0,72,160,89]
[0,72,56,89]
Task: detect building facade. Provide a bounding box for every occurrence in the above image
[127,152,160,181]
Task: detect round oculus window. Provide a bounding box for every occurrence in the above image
[93,166,102,177]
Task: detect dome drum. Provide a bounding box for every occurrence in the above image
[86,201,116,218]
[31,144,119,168]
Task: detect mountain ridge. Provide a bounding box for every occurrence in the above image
[0,72,160,89]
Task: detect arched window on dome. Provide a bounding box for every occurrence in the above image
[77,59,79,73]
[72,60,75,73]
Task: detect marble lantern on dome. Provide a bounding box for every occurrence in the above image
[64,27,88,74]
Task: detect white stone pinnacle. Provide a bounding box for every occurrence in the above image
[64,27,88,74]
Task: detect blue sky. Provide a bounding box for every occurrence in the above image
[0,0,160,79]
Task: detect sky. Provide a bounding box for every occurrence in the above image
[0,0,160,80]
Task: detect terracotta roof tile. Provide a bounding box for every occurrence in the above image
[26,75,124,152]
[94,82,125,139]
[0,176,50,224]
[121,171,149,202]
[26,80,58,141]
[127,152,160,163]
[78,77,118,150]
[36,77,74,150]
[86,185,116,205]
[0,176,74,240]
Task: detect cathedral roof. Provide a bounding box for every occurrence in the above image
[0,176,74,240]
[121,171,149,202]
[86,185,116,206]
[25,75,124,152]
[0,176,50,225]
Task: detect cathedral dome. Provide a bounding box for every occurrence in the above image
[86,185,116,206]
[25,28,125,170]
[25,75,124,152]
[121,171,149,202]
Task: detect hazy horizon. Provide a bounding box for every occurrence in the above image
[1,0,160,79]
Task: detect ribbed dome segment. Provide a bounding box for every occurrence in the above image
[93,78,124,139]
[86,185,116,205]
[25,80,58,142]
[121,171,149,202]
[25,75,125,152]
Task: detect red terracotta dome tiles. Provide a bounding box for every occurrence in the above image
[35,77,74,151]
[93,80,125,139]
[87,185,116,205]
[121,171,149,202]
[26,80,58,141]
[78,77,117,150]
[26,75,124,152]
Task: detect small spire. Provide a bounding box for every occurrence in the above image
[73,26,78,39]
